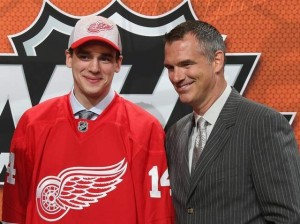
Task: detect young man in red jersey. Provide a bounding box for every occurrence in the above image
[2,15,173,223]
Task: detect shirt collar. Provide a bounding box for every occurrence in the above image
[194,83,231,125]
[70,88,115,116]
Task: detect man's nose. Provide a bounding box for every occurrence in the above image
[88,59,100,73]
[171,67,185,83]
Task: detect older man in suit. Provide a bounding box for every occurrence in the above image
[164,20,300,224]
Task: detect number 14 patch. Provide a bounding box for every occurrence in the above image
[148,166,171,198]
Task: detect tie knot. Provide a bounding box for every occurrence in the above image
[77,110,95,120]
[197,117,207,130]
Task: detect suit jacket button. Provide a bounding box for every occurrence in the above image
[187,208,194,214]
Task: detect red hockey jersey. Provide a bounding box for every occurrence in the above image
[2,93,174,223]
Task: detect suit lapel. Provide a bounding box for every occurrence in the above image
[187,89,242,199]
[177,115,194,190]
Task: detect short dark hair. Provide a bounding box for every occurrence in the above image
[164,20,226,63]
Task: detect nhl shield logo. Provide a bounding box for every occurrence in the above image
[78,121,88,133]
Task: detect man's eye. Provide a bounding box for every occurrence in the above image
[164,65,173,71]
[78,54,89,60]
[183,63,191,67]
[100,57,112,63]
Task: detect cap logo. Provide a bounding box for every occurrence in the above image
[87,20,113,33]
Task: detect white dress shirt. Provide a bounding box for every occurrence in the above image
[70,88,115,120]
[188,84,232,173]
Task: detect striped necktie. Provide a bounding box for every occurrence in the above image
[191,117,208,173]
[77,110,95,120]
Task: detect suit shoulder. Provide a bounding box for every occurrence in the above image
[240,97,283,118]
[228,89,280,118]
[237,96,290,127]
[167,113,193,135]
[174,113,193,126]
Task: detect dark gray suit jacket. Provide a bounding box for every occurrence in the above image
[166,88,300,224]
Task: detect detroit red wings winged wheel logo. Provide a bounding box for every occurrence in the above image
[87,20,113,33]
[36,159,127,221]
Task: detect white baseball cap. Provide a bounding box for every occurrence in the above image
[68,15,122,53]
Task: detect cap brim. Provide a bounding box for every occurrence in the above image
[70,36,121,53]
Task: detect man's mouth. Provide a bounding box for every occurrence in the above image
[85,76,102,84]
[176,81,194,92]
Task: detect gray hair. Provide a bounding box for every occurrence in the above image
[164,20,226,63]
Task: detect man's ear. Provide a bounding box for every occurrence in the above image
[115,55,123,73]
[65,49,72,68]
[213,50,225,73]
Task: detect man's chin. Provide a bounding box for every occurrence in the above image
[179,95,193,106]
